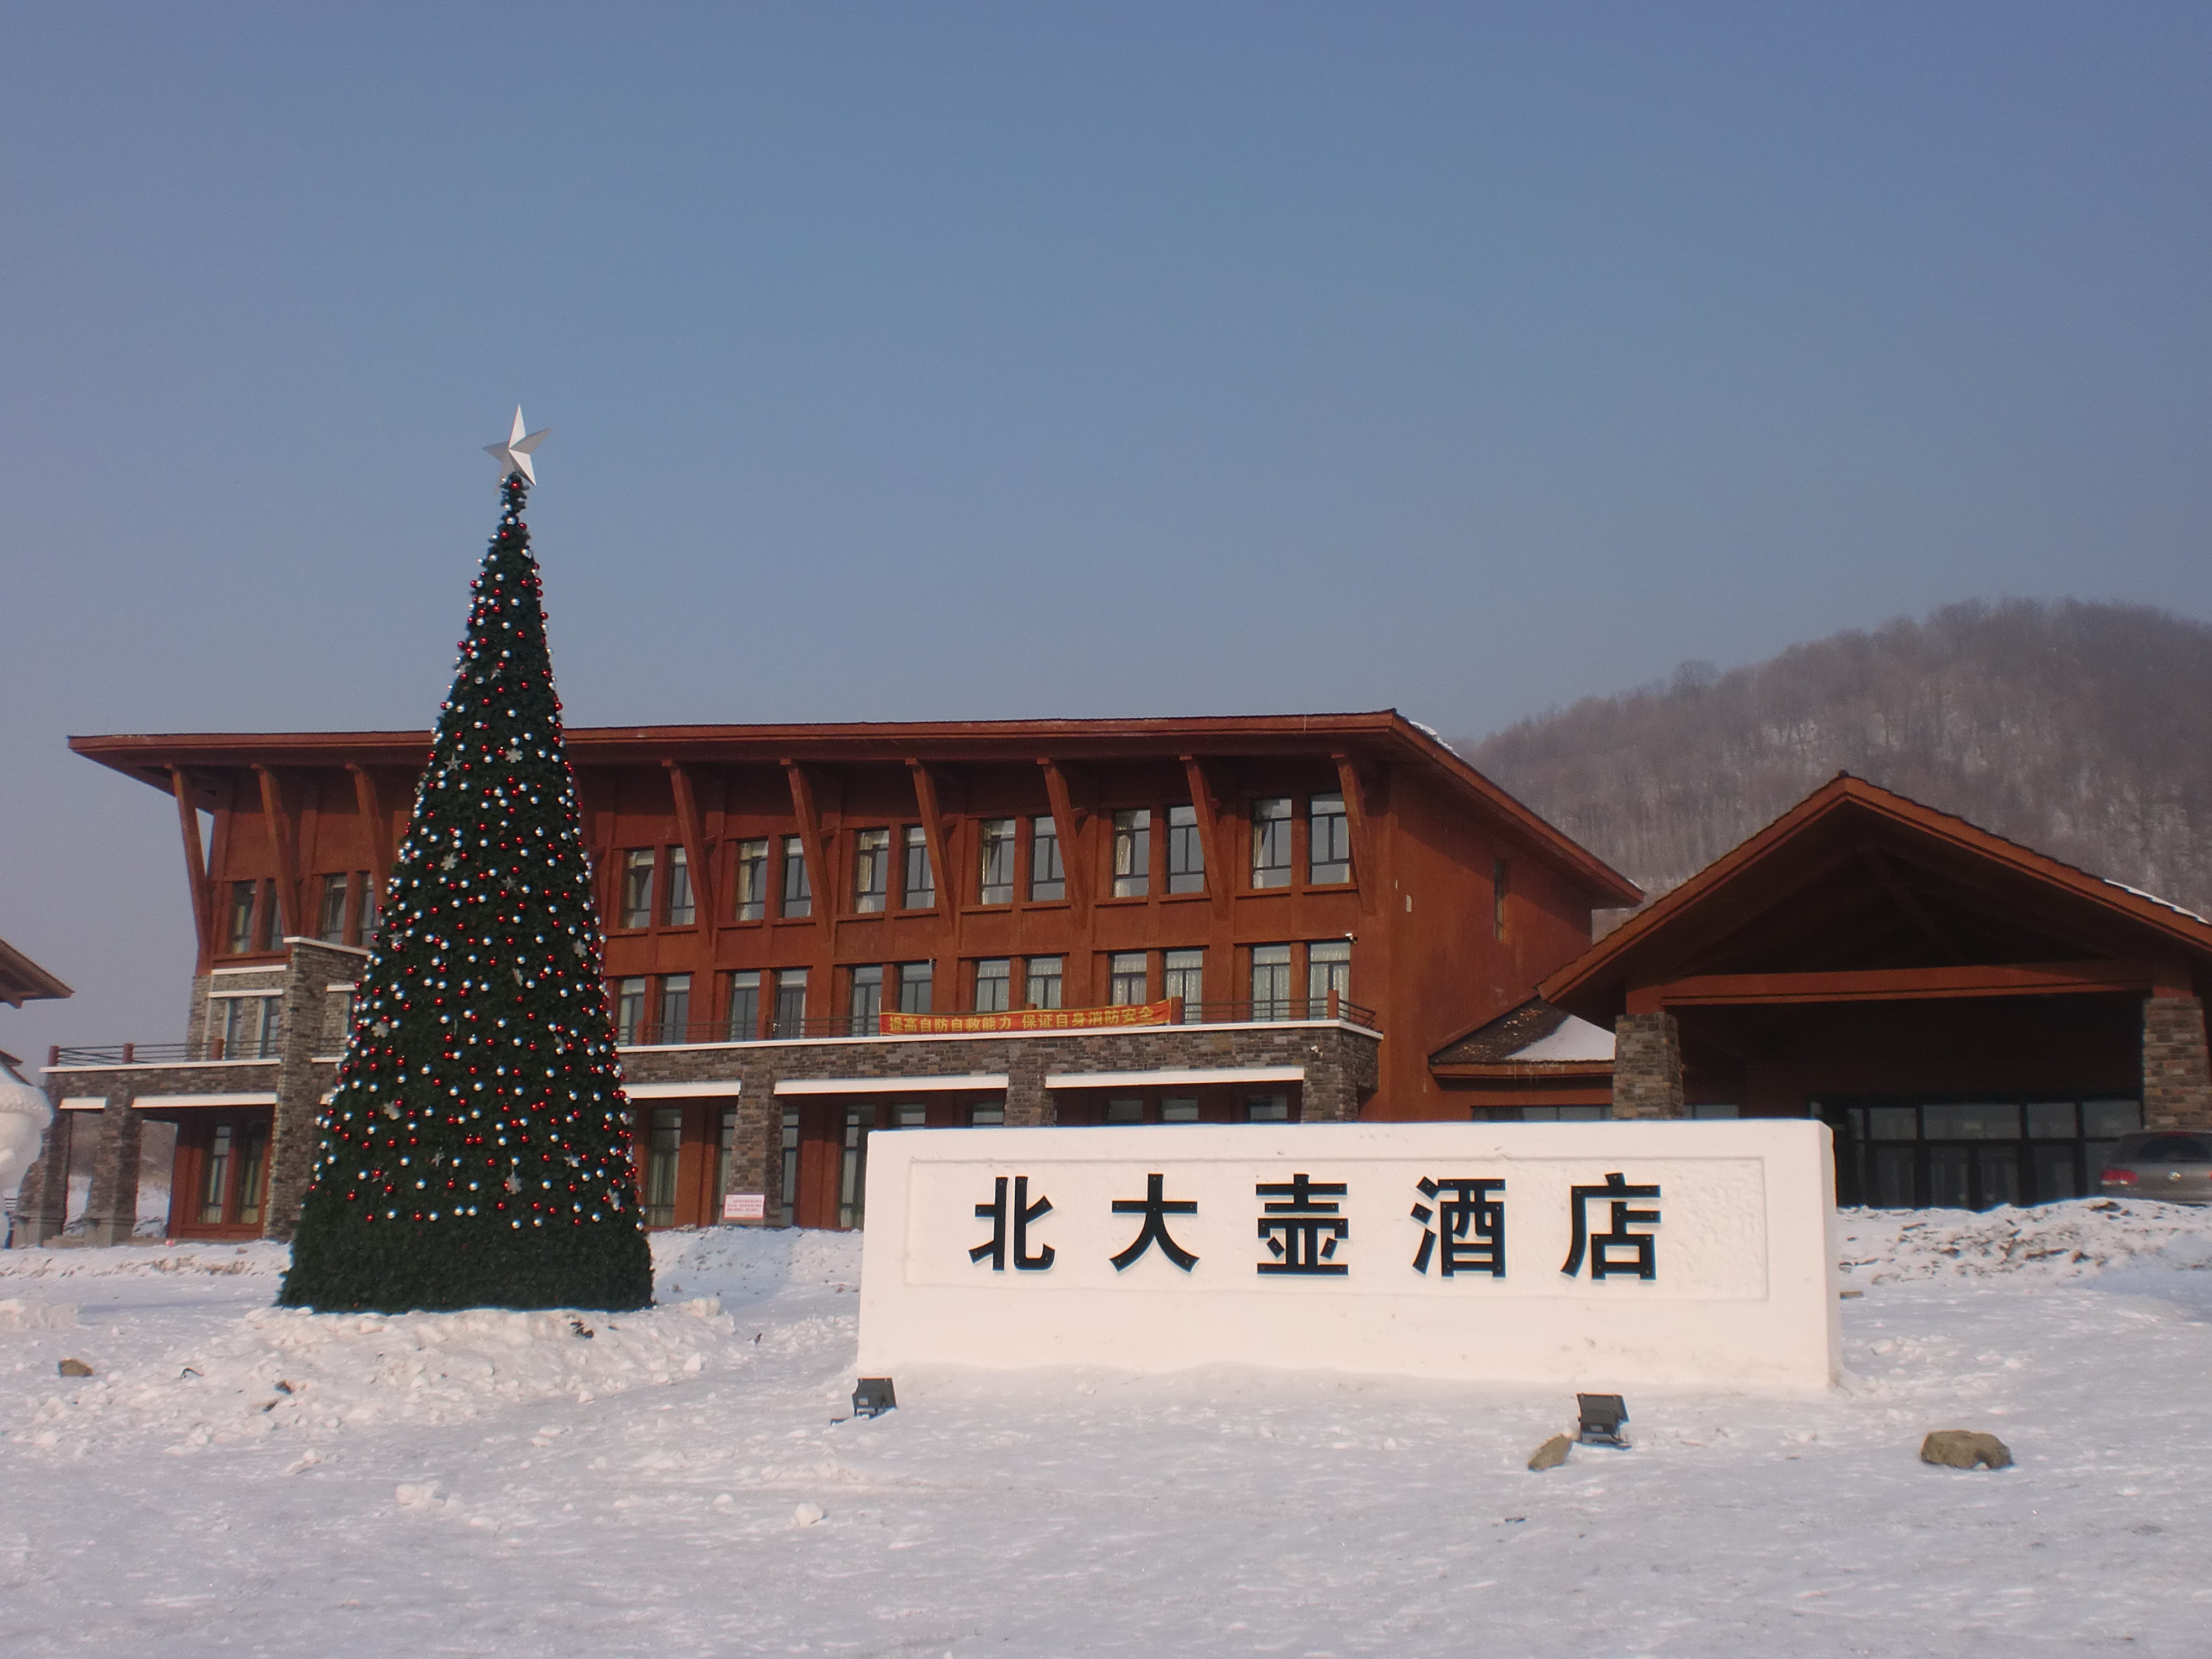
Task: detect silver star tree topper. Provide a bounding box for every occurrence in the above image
[484,406,550,484]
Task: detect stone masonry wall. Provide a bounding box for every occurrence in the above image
[1610,1011,1686,1120]
[2142,995,2212,1132]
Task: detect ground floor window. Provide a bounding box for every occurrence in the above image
[1520,1105,1610,1121]
[1822,1096,2141,1209]
[173,1112,270,1235]
[643,1107,684,1228]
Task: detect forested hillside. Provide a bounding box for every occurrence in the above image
[1467,599,2212,916]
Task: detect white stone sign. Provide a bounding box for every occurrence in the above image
[857,1121,1840,1389]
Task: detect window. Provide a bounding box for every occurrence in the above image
[359,874,383,946]
[200,1124,234,1224]
[717,1106,738,1216]
[1030,816,1065,902]
[1251,798,1292,889]
[665,847,695,926]
[780,836,812,919]
[1246,1093,1290,1122]
[1493,857,1510,940]
[658,973,691,1042]
[727,970,761,1040]
[613,977,648,1044]
[734,838,770,921]
[974,958,1011,1013]
[772,968,808,1037]
[643,1107,683,1228]
[1112,809,1151,898]
[212,994,283,1060]
[234,1124,268,1225]
[781,1108,799,1227]
[317,873,349,944]
[1167,805,1204,893]
[256,880,283,951]
[902,826,935,909]
[893,1103,928,1128]
[1105,1098,1144,1124]
[1524,1105,1610,1122]
[1108,951,1149,1005]
[839,1104,870,1229]
[1026,956,1064,1010]
[898,961,933,1014]
[1307,940,1350,1015]
[969,1103,1005,1126]
[1250,943,1292,1020]
[619,849,655,929]
[853,829,890,914]
[1164,948,1204,1020]
[1310,794,1350,884]
[1162,1097,1200,1123]
[849,964,884,1035]
[227,881,256,954]
[979,818,1015,905]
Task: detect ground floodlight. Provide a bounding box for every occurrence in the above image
[1576,1392,1630,1447]
[852,1377,897,1418]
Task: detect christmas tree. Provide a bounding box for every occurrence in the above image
[279,416,653,1313]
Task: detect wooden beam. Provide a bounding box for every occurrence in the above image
[170,767,212,969]
[1627,958,2159,1014]
[1180,755,1228,908]
[1859,847,1962,962]
[781,760,830,921]
[1331,751,1379,916]
[253,765,301,941]
[1037,759,1089,911]
[905,760,953,910]
[665,761,714,923]
[347,765,393,899]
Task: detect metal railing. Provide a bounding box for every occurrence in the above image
[48,1040,283,1067]
[615,994,1377,1047]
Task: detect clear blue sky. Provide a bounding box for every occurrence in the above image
[4,3,2208,1053]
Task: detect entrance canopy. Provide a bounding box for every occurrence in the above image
[1536,774,2212,1144]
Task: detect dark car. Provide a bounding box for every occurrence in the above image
[2098,1133,2212,1204]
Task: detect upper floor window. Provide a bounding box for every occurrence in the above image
[773,967,808,1037]
[665,847,695,926]
[728,970,761,1040]
[902,826,935,909]
[619,849,655,929]
[211,993,283,1059]
[256,880,283,951]
[848,964,884,1035]
[612,976,648,1044]
[1309,794,1351,885]
[1112,810,1151,898]
[780,836,812,919]
[317,873,349,945]
[1249,943,1292,1020]
[1108,951,1149,1006]
[1164,947,1204,1019]
[1493,857,1510,939]
[979,818,1015,905]
[227,881,257,954]
[361,875,383,946]
[1251,798,1293,889]
[658,972,691,1042]
[1030,816,1065,902]
[1026,955,1064,1010]
[898,961,933,1014]
[974,957,1012,1013]
[1307,940,1350,1012]
[1167,805,1204,893]
[853,828,890,914]
[734,838,770,921]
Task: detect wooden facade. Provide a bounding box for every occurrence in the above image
[32,712,1640,1240]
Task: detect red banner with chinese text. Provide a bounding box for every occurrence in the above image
[878,999,1181,1036]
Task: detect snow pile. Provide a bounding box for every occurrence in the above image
[11,1294,745,1455]
[0,1240,290,1284]
[1838,1196,2212,1284]
[0,1297,77,1330]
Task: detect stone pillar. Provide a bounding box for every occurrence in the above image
[264,941,362,1240]
[82,1089,142,1245]
[2142,995,2212,1131]
[1004,1049,1052,1126]
[15,1104,76,1246]
[1298,1028,1372,1121]
[724,1053,783,1226]
[1611,1012,1686,1120]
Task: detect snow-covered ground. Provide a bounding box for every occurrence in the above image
[2,1199,2209,1657]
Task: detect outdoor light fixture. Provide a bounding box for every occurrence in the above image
[1575,1392,1630,1447]
[852,1377,897,1418]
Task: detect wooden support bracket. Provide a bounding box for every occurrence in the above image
[170,767,213,968]
[1037,759,1090,910]
[253,765,301,941]
[666,761,715,924]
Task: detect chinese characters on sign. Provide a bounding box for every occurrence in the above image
[964,1170,1662,1282]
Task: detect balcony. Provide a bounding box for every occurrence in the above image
[47,1039,281,1067]
[616,994,1379,1047]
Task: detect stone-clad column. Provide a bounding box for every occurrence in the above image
[1004,1048,1052,1126]
[1611,1012,1686,1120]
[16,1102,76,1246]
[2142,995,2212,1131]
[722,1053,783,1227]
[82,1086,142,1245]
[265,941,365,1240]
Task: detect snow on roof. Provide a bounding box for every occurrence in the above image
[1508,1014,1615,1062]
[1406,718,1461,757]
[2104,879,2212,927]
